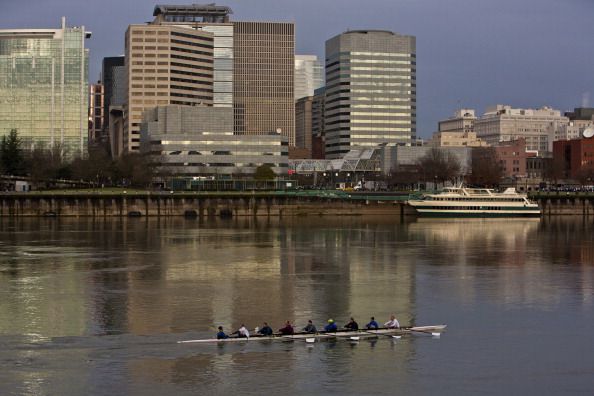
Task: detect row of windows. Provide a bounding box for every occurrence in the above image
[170,77,212,85]
[171,31,214,42]
[170,92,211,100]
[171,46,212,58]
[171,39,212,50]
[170,84,211,92]
[428,197,526,202]
[165,150,284,156]
[160,162,289,168]
[170,61,212,72]
[160,140,283,146]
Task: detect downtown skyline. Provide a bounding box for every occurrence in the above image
[1,0,593,137]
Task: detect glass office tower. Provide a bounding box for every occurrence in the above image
[0,18,90,157]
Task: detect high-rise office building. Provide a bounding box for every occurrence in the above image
[233,21,295,145]
[294,55,323,100]
[324,30,416,159]
[101,56,125,137]
[122,5,295,153]
[295,96,313,156]
[152,4,234,108]
[0,18,91,157]
[123,23,215,153]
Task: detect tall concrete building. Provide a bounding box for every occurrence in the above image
[0,18,91,157]
[294,54,323,100]
[233,21,295,144]
[324,30,416,159]
[474,105,569,153]
[122,5,294,153]
[123,22,214,154]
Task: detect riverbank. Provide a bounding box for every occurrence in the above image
[0,190,592,217]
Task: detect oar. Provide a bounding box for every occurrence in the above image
[362,329,402,339]
[405,327,443,336]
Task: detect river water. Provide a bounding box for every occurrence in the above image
[0,216,593,395]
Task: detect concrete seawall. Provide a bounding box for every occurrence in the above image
[0,193,591,217]
[536,196,594,216]
[0,193,416,217]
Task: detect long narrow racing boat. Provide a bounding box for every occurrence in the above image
[177,325,447,344]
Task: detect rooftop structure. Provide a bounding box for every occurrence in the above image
[153,4,233,23]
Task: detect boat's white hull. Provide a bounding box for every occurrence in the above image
[408,187,541,217]
[177,325,447,344]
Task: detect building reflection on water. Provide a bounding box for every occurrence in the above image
[1,216,593,392]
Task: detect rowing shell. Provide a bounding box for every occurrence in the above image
[177,325,446,344]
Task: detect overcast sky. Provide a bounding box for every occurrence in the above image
[2,0,593,137]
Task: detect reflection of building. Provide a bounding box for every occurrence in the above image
[140,105,288,177]
[475,105,569,153]
[0,18,91,157]
[294,55,324,100]
[324,30,416,159]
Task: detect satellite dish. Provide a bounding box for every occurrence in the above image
[583,127,594,139]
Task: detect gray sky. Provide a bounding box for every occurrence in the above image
[2,0,593,138]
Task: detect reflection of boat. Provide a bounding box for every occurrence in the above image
[177,325,447,344]
[408,187,541,217]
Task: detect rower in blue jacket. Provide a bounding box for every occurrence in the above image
[365,316,379,329]
[216,326,229,339]
[324,319,338,332]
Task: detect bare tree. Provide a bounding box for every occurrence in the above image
[468,147,502,187]
[576,165,594,187]
[417,148,461,187]
[389,165,419,190]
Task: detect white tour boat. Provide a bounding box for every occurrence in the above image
[407,187,541,217]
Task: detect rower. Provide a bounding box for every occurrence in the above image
[216,326,229,340]
[365,316,379,329]
[258,322,273,336]
[303,320,317,333]
[278,320,294,335]
[384,314,400,329]
[344,317,359,330]
[232,324,250,339]
[324,319,338,332]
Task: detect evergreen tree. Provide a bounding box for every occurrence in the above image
[254,164,276,180]
[0,129,25,176]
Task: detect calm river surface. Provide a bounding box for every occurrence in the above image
[0,216,593,395]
